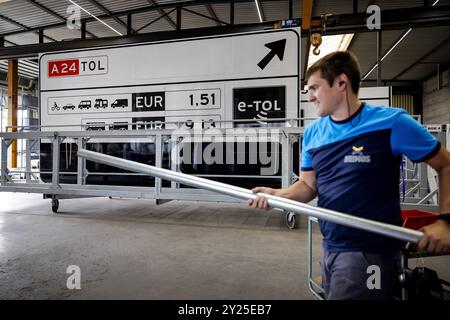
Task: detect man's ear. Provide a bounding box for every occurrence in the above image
[337,74,348,90]
[337,80,346,91]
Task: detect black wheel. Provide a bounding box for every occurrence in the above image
[52,199,59,213]
[286,212,296,229]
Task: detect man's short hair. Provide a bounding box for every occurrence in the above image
[305,51,361,94]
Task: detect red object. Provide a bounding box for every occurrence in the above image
[48,59,79,77]
[401,210,439,230]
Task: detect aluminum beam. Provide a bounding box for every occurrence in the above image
[78,149,424,243]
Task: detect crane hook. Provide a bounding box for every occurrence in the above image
[310,33,322,56]
[313,46,321,55]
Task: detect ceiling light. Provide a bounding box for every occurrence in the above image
[67,0,123,36]
[255,0,263,23]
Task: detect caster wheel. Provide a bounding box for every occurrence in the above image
[286,212,296,229]
[52,199,59,213]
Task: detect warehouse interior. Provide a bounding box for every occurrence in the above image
[0,0,450,301]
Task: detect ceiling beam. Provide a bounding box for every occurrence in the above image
[25,0,69,21]
[182,7,229,25]
[353,0,358,14]
[422,63,450,81]
[289,0,293,19]
[147,0,183,30]
[362,28,409,81]
[417,60,450,64]
[24,0,98,38]
[4,39,17,46]
[85,0,135,34]
[0,20,277,59]
[177,6,182,30]
[0,0,450,47]
[230,0,234,25]
[361,80,420,85]
[305,4,450,34]
[127,13,132,35]
[134,7,177,33]
[1,1,449,38]
[206,4,222,26]
[0,13,57,42]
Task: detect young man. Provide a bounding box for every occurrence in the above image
[248,51,450,300]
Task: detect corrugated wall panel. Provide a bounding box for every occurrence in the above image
[95,0,150,12]
[36,0,105,21]
[133,10,174,33]
[0,0,60,29]
[262,0,290,21]
[181,5,219,29]
[234,2,260,24]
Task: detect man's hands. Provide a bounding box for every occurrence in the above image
[248,172,317,211]
[417,219,450,254]
[247,187,278,210]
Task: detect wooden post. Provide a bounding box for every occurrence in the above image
[302,0,314,31]
[7,59,18,169]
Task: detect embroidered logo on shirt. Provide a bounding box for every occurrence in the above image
[344,146,371,163]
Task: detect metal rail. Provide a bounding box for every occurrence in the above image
[78,149,424,243]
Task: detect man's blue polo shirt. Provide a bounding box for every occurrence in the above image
[301,103,440,254]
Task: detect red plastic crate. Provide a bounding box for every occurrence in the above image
[401,209,439,230]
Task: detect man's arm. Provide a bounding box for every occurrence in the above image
[247,170,317,210]
[418,146,450,253]
[426,145,450,213]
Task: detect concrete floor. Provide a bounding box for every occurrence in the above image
[0,192,449,300]
[0,192,324,299]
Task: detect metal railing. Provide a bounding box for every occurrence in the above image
[0,127,301,222]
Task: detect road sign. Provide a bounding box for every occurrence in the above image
[39,27,300,132]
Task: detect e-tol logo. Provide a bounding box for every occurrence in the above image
[233,86,285,126]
